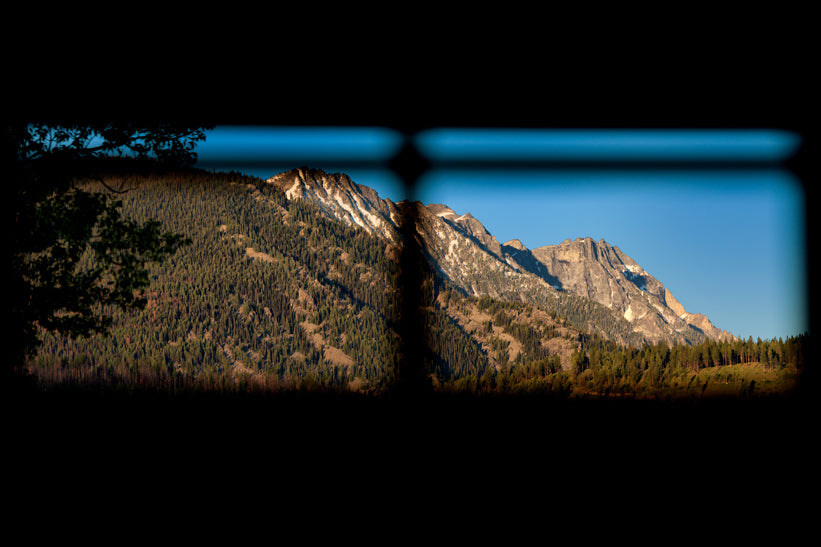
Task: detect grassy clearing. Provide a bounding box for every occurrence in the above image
[569,361,800,401]
[688,361,799,398]
[643,361,800,400]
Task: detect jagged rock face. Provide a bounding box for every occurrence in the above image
[267,168,734,345]
[424,204,503,258]
[528,238,734,343]
[267,167,402,241]
[501,239,562,290]
[412,201,546,300]
[531,237,663,307]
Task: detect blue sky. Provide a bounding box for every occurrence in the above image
[194,125,406,201]
[195,126,808,341]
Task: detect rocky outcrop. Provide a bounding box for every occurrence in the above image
[528,238,734,344]
[268,167,401,241]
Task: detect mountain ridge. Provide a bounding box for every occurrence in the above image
[266,167,735,345]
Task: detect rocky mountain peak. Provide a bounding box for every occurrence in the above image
[426,203,457,217]
[462,216,503,255]
[530,236,734,343]
[267,167,400,240]
[502,239,528,252]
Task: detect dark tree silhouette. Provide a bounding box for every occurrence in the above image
[4,122,212,387]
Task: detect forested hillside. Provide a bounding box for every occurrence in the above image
[24,169,806,399]
[26,169,497,395]
[28,169,403,394]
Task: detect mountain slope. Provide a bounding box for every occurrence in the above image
[29,170,404,394]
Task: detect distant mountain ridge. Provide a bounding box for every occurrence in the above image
[267,167,734,345]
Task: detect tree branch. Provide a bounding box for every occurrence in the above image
[86,175,131,195]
